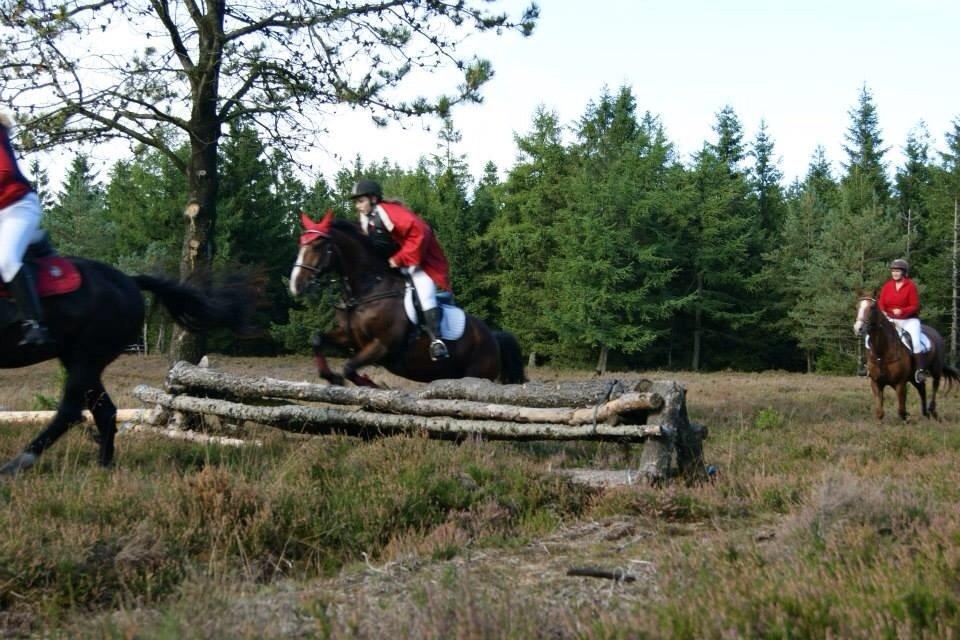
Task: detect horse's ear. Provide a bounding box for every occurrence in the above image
[318,209,334,229]
[299,211,317,230]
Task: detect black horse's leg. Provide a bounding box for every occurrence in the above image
[311,329,348,386]
[0,364,89,477]
[343,340,388,388]
[86,379,117,467]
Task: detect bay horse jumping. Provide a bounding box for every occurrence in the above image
[853,291,960,420]
[0,251,255,476]
[289,212,525,387]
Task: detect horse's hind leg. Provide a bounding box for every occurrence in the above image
[929,375,941,420]
[343,340,388,388]
[0,364,89,477]
[86,378,117,466]
[911,379,928,418]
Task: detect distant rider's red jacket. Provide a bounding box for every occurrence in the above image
[0,124,32,210]
[878,277,920,319]
[378,201,451,292]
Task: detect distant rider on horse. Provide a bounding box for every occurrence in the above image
[878,258,928,382]
[349,179,451,360]
[0,113,53,348]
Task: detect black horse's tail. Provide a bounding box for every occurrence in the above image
[132,274,255,335]
[942,364,960,393]
[494,331,526,384]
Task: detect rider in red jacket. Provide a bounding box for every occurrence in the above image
[878,258,927,382]
[350,179,451,360]
[0,114,53,347]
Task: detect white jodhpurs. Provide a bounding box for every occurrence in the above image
[0,192,42,282]
[889,316,923,353]
[402,266,438,311]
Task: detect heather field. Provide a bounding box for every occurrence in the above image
[1,355,959,638]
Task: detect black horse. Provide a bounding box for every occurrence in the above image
[0,254,254,476]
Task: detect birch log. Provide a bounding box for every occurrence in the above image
[134,385,664,443]
[0,408,149,426]
[164,362,663,425]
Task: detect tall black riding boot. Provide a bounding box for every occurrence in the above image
[423,307,449,360]
[914,351,929,384]
[7,267,53,348]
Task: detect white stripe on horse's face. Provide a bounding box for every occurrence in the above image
[290,245,309,296]
[853,298,871,335]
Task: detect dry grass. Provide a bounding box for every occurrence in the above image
[1,357,959,638]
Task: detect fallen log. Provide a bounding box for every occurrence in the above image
[415,376,651,407]
[165,362,663,425]
[119,423,257,448]
[134,385,664,443]
[0,408,148,426]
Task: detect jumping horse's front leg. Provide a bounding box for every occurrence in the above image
[311,328,349,386]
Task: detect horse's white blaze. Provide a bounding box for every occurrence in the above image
[853,298,870,335]
[290,246,309,296]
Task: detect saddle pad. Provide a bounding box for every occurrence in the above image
[0,257,82,298]
[864,331,931,353]
[403,287,466,341]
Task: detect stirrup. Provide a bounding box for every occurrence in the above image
[429,338,449,361]
[915,368,928,384]
[19,320,53,348]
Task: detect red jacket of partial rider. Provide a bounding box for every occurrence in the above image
[878,277,920,319]
[378,201,451,292]
[0,124,32,210]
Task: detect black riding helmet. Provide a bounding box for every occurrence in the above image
[349,179,383,201]
[890,258,909,273]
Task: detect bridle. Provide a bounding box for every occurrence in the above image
[294,233,402,312]
[857,295,909,364]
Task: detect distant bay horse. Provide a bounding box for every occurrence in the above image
[854,291,959,420]
[289,212,525,387]
[0,244,255,476]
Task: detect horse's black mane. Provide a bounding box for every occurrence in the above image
[326,217,392,274]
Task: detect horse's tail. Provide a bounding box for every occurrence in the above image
[494,331,526,384]
[132,274,256,335]
[941,364,960,393]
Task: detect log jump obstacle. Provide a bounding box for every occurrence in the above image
[133,362,709,484]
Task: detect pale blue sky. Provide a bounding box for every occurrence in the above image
[29,0,960,191]
[312,0,960,187]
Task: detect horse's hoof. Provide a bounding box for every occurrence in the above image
[0,452,38,477]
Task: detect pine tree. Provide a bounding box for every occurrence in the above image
[467,162,504,324]
[547,87,674,369]
[842,85,890,208]
[749,120,786,243]
[675,106,759,370]
[485,107,572,361]
[47,154,113,261]
[895,122,934,260]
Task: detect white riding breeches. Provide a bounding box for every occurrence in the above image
[403,266,437,312]
[0,192,42,282]
[889,316,923,353]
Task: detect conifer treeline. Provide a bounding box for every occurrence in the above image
[37,86,960,372]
